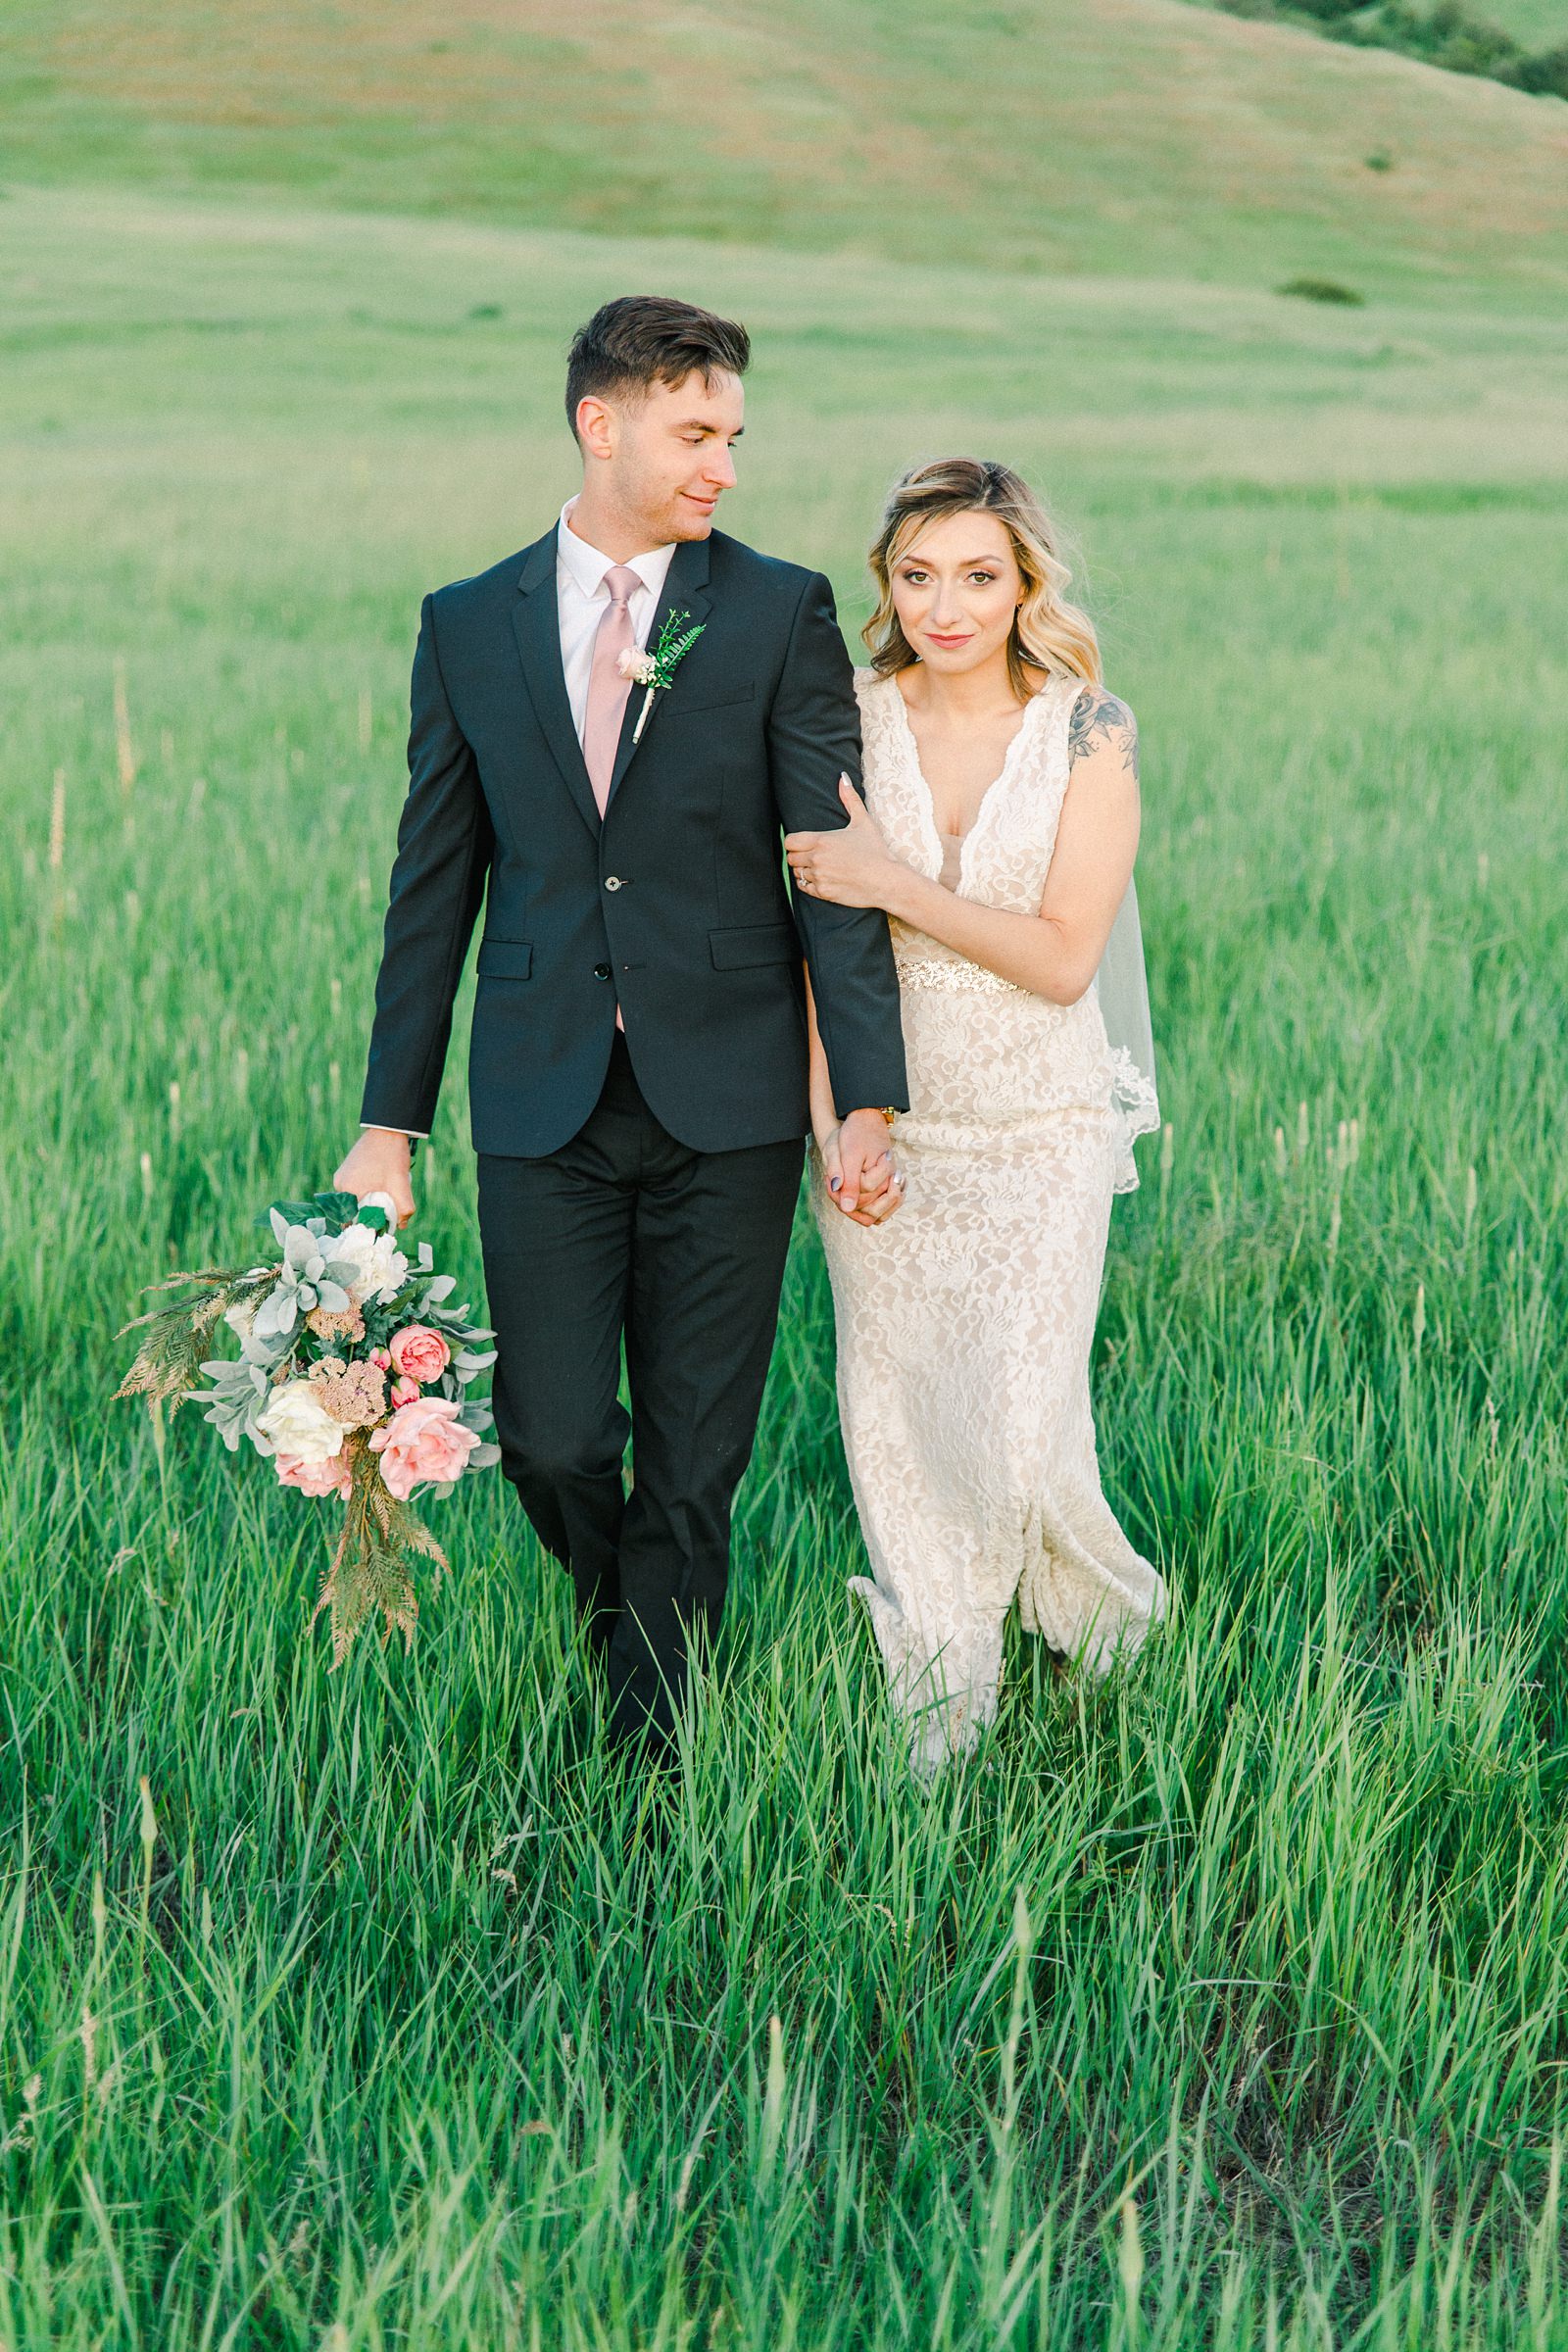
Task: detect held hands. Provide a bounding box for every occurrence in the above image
[332,1127,417,1230]
[818,1107,906,1227]
[786,776,901,910]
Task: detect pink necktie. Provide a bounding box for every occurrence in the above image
[581,564,642,817]
[581,564,641,1033]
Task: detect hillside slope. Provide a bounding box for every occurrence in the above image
[3,0,1565,307]
[1494,0,1568,36]
[1469,0,1568,37]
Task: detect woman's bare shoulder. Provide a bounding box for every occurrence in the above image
[1065,681,1139,779]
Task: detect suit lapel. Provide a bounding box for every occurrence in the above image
[511,529,601,839]
[606,534,712,808]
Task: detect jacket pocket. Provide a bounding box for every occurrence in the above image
[475,938,533,980]
[709,922,799,971]
[668,679,756,717]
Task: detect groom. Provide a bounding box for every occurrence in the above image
[336,296,908,1749]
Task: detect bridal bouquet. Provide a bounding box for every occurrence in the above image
[114,1189,500,1663]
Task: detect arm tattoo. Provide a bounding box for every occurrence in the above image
[1067,687,1140,783]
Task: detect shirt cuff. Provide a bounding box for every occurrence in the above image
[360,1122,429,1139]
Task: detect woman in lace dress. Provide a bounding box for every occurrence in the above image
[785,458,1166,1776]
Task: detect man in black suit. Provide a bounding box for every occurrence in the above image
[336,296,908,1750]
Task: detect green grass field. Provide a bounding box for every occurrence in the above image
[3,17,1568,2341]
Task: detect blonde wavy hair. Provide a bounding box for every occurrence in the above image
[862,458,1101,697]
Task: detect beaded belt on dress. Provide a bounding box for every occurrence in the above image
[896,956,1026,996]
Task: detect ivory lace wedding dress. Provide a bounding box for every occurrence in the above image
[811,667,1166,1775]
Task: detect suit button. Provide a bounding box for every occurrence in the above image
[594,962,612,980]
[604,875,624,892]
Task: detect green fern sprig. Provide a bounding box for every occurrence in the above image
[646,608,705,689]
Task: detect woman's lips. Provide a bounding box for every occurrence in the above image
[925,632,973,649]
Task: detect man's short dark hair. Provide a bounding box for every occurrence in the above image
[564,296,750,440]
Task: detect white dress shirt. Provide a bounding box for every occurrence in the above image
[554,495,677,738]
[363,498,676,1141]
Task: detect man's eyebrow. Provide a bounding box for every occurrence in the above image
[677,419,745,436]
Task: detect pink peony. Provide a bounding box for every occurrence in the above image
[391,1375,420,1408]
[368,1396,479,1499]
[369,1347,393,1370]
[389,1324,452,1386]
[275,1449,354,1499]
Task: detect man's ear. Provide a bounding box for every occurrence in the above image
[574,395,616,463]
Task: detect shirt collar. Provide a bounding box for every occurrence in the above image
[557,497,674,601]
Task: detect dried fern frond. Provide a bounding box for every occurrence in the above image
[308,1433,449,1669]
[310,1524,418,1670]
[398,1510,450,1598]
[117,1267,243,1324]
[113,1268,274,1407]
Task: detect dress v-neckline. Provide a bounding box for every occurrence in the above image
[885,673,1054,896]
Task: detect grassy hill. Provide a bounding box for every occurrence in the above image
[3,0,1566,307]
[1487,0,1568,37]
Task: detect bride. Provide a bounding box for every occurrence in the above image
[785,457,1167,1777]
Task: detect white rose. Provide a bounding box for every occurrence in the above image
[257,1381,346,1465]
[329,1222,409,1307]
[223,1298,259,1341]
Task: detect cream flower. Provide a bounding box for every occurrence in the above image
[616,647,659,688]
[328,1222,409,1307]
[257,1380,346,1465]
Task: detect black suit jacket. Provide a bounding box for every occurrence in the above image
[359,523,909,1157]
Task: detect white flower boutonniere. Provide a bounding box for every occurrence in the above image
[617,608,707,743]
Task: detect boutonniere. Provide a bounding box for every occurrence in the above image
[617,609,706,743]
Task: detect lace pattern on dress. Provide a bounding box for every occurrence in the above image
[897,956,1027,997]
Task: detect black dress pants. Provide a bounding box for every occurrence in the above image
[476,1033,806,1747]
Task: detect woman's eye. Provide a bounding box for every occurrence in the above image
[967,571,998,584]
